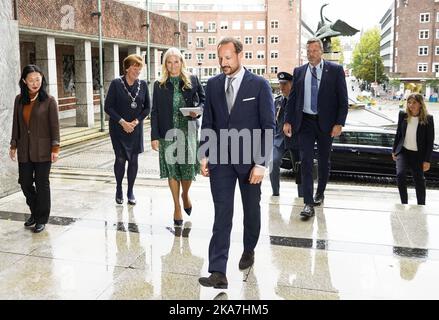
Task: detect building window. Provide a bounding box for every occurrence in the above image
[244,21,253,30]
[270,66,278,74]
[271,51,279,59]
[417,63,428,72]
[208,37,216,45]
[396,16,399,26]
[196,21,204,32]
[245,52,253,59]
[257,36,265,44]
[232,21,241,30]
[395,48,398,57]
[436,46,439,55]
[248,68,266,76]
[271,36,279,44]
[420,13,430,23]
[396,0,399,8]
[244,36,253,45]
[208,22,216,32]
[220,21,228,30]
[196,37,205,48]
[188,36,192,45]
[196,53,204,61]
[418,46,429,56]
[419,30,429,39]
[436,29,439,39]
[395,32,398,41]
[208,53,216,60]
[256,21,265,30]
[184,53,192,60]
[437,12,439,22]
[256,51,265,59]
[271,20,279,29]
[394,63,397,73]
[433,63,439,73]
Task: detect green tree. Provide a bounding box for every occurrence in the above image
[352,28,386,83]
[331,37,344,65]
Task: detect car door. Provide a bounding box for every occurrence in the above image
[331,131,362,173]
[355,132,394,176]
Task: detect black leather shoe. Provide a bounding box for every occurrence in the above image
[115,188,123,204]
[24,216,36,227]
[199,272,228,289]
[34,224,45,233]
[272,193,279,196]
[300,204,315,219]
[127,197,136,206]
[239,250,255,270]
[313,193,325,206]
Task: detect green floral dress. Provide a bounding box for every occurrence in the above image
[159,76,200,180]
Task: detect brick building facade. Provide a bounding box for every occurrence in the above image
[15,0,187,126]
[154,0,301,84]
[390,0,439,95]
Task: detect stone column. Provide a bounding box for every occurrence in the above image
[0,0,20,197]
[35,36,58,102]
[104,43,120,94]
[149,48,160,86]
[74,40,94,127]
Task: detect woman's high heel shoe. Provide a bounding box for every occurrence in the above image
[184,207,192,216]
[174,219,183,226]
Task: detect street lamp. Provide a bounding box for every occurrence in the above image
[197,60,202,84]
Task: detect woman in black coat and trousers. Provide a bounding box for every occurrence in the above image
[392,93,434,205]
[105,54,151,205]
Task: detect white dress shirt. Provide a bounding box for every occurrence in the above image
[403,116,419,151]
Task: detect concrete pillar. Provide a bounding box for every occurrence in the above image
[149,48,160,86]
[127,45,141,56]
[0,0,20,197]
[104,43,120,94]
[35,36,58,102]
[74,40,94,127]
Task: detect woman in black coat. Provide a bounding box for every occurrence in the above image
[105,54,151,205]
[392,93,434,205]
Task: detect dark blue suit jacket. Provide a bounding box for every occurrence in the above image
[200,69,275,174]
[285,61,348,134]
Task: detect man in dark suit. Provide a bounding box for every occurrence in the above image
[198,37,275,289]
[283,38,348,219]
[270,71,298,196]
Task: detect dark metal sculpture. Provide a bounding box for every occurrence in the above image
[315,4,359,53]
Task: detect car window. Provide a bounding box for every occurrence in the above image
[357,132,395,147]
[334,131,358,144]
[381,133,395,147]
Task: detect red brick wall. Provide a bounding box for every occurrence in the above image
[17,0,187,47]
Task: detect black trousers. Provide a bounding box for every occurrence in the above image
[18,161,52,224]
[396,148,426,205]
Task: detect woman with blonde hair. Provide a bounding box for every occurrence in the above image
[150,47,205,226]
[392,93,435,205]
[105,54,151,205]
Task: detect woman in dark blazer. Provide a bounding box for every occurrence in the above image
[150,47,205,226]
[392,93,435,205]
[9,64,60,233]
[105,54,151,205]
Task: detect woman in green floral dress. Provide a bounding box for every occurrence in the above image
[151,47,205,226]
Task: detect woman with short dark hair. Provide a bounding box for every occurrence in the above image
[9,64,60,233]
[392,93,435,205]
[105,54,151,205]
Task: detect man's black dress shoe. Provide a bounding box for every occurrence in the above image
[300,204,315,219]
[313,193,325,206]
[199,272,228,289]
[127,196,136,206]
[239,250,255,270]
[115,192,123,205]
[34,224,45,233]
[24,216,36,227]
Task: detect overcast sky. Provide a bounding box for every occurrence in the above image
[302,0,393,33]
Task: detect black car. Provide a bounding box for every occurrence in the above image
[281,125,439,181]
